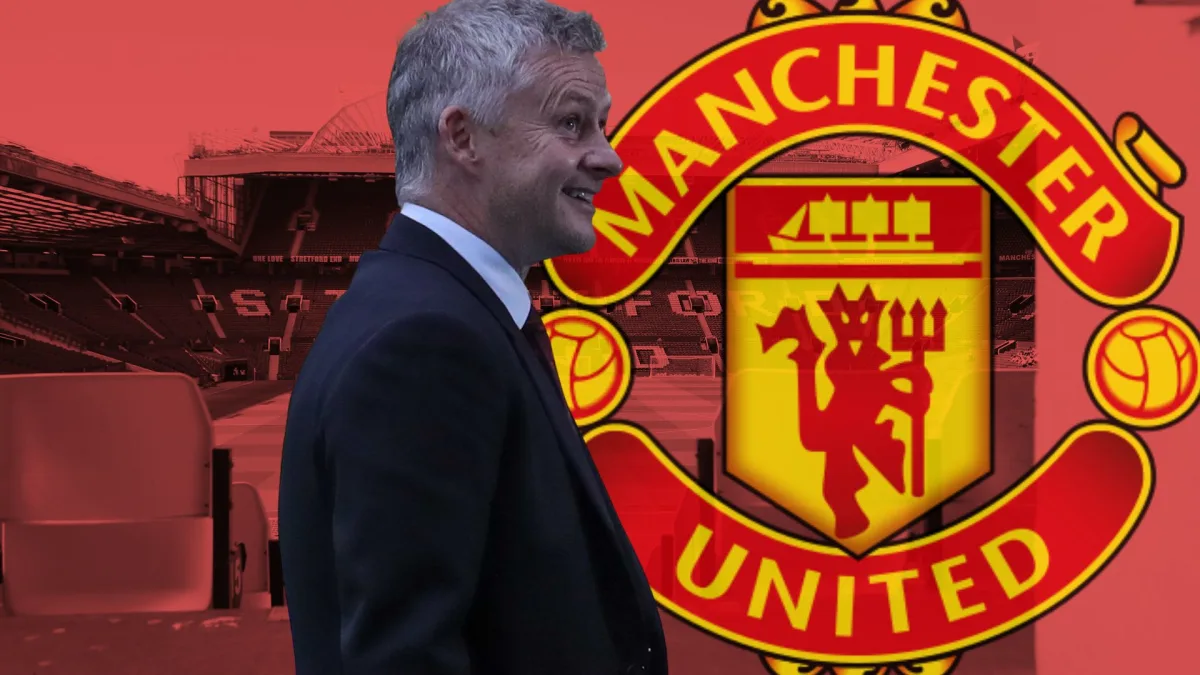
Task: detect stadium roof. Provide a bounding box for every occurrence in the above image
[0,143,235,255]
[299,93,391,155]
[183,92,905,178]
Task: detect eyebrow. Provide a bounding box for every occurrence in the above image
[557,90,612,112]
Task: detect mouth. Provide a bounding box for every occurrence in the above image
[562,187,596,207]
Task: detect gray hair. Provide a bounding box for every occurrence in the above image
[386,0,607,206]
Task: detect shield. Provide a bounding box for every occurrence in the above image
[724,177,994,556]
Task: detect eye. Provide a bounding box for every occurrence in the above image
[841,311,850,323]
[561,114,582,133]
[860,311,869,322]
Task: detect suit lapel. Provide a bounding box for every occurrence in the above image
[379,214,615,532]
[512,339,617,532]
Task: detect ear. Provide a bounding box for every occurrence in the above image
[437,105,478,168]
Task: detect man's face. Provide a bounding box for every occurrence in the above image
[477,49,621,267]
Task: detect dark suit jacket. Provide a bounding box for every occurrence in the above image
[278,214,667,675]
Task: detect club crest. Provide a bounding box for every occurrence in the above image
[539,0,1194,671]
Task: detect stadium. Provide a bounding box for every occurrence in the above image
[0,86,1037,383]
[0,88,1039,671]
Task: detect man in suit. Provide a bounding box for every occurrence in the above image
[278,1,667,674]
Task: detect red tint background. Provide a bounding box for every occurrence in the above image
[2,0,1196,672]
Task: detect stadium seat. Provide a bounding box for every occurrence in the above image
[244,180,310,256]
[0,372,214,616]
[300,180,392,257]
[230,482,272,609]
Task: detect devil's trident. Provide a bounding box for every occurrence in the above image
[889,298,947,498]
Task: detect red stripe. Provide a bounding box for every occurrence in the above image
[733,261,984,279]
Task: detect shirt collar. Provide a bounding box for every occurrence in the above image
[400,203,531,327]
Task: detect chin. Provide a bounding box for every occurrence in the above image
[565,222,597,255]
[574,222,597,250]
[544,215,596,258]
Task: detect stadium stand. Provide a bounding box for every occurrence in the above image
[242,178,312,258]
[0,130,1037,383]
[610,274,711,341]
[0,249,1032,380]
[291,275,350,340]
[0,275,103,343]
[198,274,297,340]
[681,203,724,258]
[0,338,116,375]
[994,211,1034,259]
[4,273,158,342]
[98,271,216,341]
[995,278,1036,343]
[299,180,393,258]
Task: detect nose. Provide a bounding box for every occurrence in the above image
[584,135,623,180]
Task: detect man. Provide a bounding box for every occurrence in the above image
[277,1,667,674]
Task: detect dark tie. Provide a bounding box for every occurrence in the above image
[521,307,560,387]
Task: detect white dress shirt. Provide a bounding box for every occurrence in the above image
[400,202,531,327]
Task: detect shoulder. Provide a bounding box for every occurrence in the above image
[348,310,504,376]
[309,310,514,432]
[328,308,517,401]
[304,254,522,404]
[339,250,498,322]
